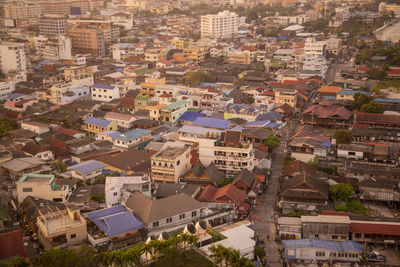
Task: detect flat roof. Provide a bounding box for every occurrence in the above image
[301,215,350,224]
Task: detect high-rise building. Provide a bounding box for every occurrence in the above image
[303,38,327,78]
[67,19,119,44]
[34,35,72,60]
[201,11,240,39]
[67,27,105,57]
[0,41,27,74]
[3,2,41,19]
[39,15,68,36]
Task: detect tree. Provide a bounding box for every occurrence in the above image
[329,183,354,202]
[209,244,254,267]
[263,136,280,152]
[254,246,266,261]
[186,70,212,86]
[0,117,16,137]
[351,93,373,110]
[366,67,386,80]
[333,130,353,144]
[56,159,67,172]
[360,101,385,113]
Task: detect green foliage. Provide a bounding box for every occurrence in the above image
[360,101,385,113]
[285,211,307,218]
[329,183,354,202]
[366,68,386,80]
[216,178,233,188]
[250,62,265,71]
[56,159,67,173]
[333,130,353,144]
[208,228,227,243]
[254,246,266,260]
[284,155,296,165]
[90,194,105,203]
[330,164,338,173]
[356,46,400,67]
[334,199,370,216]
[186,70,212,86]
[304,19,329,32]
[351,93,373,110]
[0,117,17,137]
[209,244,255,267]
[263,136,280,152]
[0,257,30,267]
[308,156,318,168]
[274,236,281,244]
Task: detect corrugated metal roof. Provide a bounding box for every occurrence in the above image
[192,117,230,129]
[114,128,151,141]
[179,111,205,122]
[86,205,144,236]
[69,160,106,174]
[93,84,115,90]
[282,239,361,251]
[84,117,112,127]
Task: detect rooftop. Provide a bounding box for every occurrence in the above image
[282,239,362,251]
[114,128,151,142]
[153,146,189,159]
[69,160,106,174]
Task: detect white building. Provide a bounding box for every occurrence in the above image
[20,121,50,135]
[105,174,151,207]
[0,41,27,74]
[104,111,136,130]
[201,11,240,39]
[91,83,120,102]
[39,14,68,35]
[34,35,72,60]
[110,12,134,30]
[303,38,327,78]
[199,131,254,178]
[50,82,90,105]
[0,81,16,101]
[151,145,192,183]
[16,174,70,203]
[68,160,107,182]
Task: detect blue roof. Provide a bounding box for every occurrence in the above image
[256,111,283,122]
[337,90,371,96]
[114,128,151,141]
[93,84,115,90]
[179,111,205,122]
[266,122,279,129]
[99,130,121,138]
[84,117,113,127]
[230,125,245,131]
[246,120,270,127]
[192,117,230,129]
[86,205,144,237]
[199,82,219,87]
[321,141,331,147]
[282,239,362,252]
[8,93,23,100]
[69,160,106,174]
[375,97,400,103]
[40,59,56,65]
[115,68,124,73]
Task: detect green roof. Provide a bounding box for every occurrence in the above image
[135,96,150,101]
[163,100,189,110]
[133,68,157,75]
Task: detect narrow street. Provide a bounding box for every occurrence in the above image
[251,121,298,267]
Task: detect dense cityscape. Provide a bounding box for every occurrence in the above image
[0,0,400,266]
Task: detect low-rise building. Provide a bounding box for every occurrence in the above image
[105,174,151,207]
[301,215,350,241]
[68,160,107,182]
[151,145,191,183]
[91,84,120,102]
[274,88,297,108]
[278,217,302,240]
[16,173,70,203]
[37,207,87,249]
[104,112,135,130]
[112,128,152,150]
[34,35,72,60]
[83,117,118,137]
[20,121,50,135]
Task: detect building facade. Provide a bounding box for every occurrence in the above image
[201,11,240,39]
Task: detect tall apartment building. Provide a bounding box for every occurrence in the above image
[0,41,27,74]
[38,0,87,15]
[39,15,68,36]
[303,38,327,78]
[34,35,72,60]
[3,2,41,19]
[67,19,119,44]
[199,130,255,177]
[201,11,240,39]
[379,2,400,17]
[67,27,105,57]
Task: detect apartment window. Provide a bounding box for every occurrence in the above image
[316,252,325,257]
[22,188,33,192]
[153,221,159,227]
[191,211,197,217]
[113,192,117,196]
[314,234,319,238]
[179,214,185,220]
[176,160,180,166]
[355,233,362,238]
[70,234,76,239]
[166,217,172,223]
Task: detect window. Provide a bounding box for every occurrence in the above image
[166,217,172,223]
[355,233,362,238]
[153,221,159,227]
[316,252,325,257]
[179,214,185,220]
[113,192,118,196]
[70,234,76,239]
[176,160,180,166]
[22,188,32,192]
[314,233,319,238]
[191,211,197,217]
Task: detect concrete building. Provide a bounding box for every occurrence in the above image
[303,38,327,78]
[37,0,102,16]
[20,121,50,135]
[34,35,72,60]
[151,145,191,183]
[274,88,298,108]
[38,15,67,36]
[104,112,136,130]
[201,11,240,39]
[0,81,16,101]
[67,19,119,44]
[37,207,87,249]
[283,239,361,262]
[111,128,151,150]
[145,48,167,63]
[68,160,107,182]
[0,41,27,74]
[228,50,251,64]
[379,2,400,17]
[50,82,90,105]
[91,83,120,102]
[301,215,350,241]
[3,2,41,19]
[16,174,70,203]
[67,27,105,57]
[105,174,151,207]
[199,130,254,177]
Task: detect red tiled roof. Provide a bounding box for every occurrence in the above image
[0,230,28,260]
[303,105,352,120]
[358,65,371,72]
[386,69,400,75]
[50,138,66,150]
[353,123,369,129]
[283,160,317,177]
[321,211,348,216]
[269,82,283,86]
[159,93,172,98]
[257,145,269,152]
[56,128,83,136]
[350,222,400,236]
[119,97,135,109]
[197,184,246,207]
[354,110,400,125]
[263,91,275,96]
